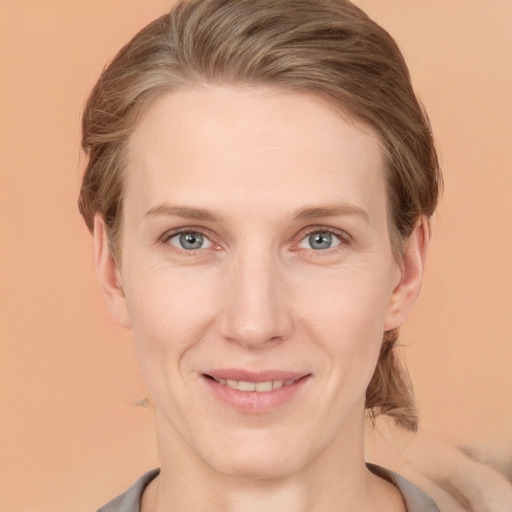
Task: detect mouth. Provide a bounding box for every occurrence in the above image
[201,370,311,412]
[204,374,302,392]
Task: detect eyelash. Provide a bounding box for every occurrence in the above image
[298,227,350,252]
[160,226,351,255]
[160,228,218,256]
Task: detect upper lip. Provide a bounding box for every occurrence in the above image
[204,369,310,382]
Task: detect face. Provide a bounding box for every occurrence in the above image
[96,85,424,479]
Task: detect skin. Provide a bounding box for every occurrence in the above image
[95,85,429,512]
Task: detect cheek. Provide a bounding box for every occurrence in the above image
[293,263,391,386]
[121,263,221,387]
[295,261,393,338]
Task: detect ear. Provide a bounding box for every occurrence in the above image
[93,215,131,328]
[384,217,431,331]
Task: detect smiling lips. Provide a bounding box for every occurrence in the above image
[203,370,311,413]
[211,377,298,392]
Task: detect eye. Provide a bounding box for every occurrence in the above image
[167,231,213,251]
[298,230,342,250]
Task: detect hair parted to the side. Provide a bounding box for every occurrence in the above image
[79,0,442,431]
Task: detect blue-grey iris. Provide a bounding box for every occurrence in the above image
[179,232,204,250]
[309,232,333,250]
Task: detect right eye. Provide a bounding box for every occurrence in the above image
[166,231,213,251]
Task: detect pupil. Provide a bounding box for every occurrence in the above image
[310,232,332,250]
[180,232,203,250]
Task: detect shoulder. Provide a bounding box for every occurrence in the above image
[96,469,160,512]
[367,463,441,512]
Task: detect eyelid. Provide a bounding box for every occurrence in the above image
[161,227,219,250]
[159,225,351,254]
[169,232,213,249]
[294,226,351,250]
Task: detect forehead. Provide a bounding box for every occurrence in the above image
[124,85,386,221]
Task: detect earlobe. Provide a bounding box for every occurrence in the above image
[384,217,431,331]
[93,215,131,329]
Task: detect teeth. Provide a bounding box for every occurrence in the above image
[239,381,256,391]
[255,381,272,392]
[213,378,297,391]
[227,379,238,389]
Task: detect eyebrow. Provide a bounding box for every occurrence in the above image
[144,203,221,222]
[292,203,370,222]
[144,202,369,223]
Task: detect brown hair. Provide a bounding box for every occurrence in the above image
[79,0,442,431]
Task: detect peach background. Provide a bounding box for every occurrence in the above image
[1,0,511,510]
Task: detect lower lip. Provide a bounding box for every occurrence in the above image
[203,375,311,413]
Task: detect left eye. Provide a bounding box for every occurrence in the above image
[167,231,213,251]
[299,231,342,250]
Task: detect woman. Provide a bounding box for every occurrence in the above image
[80,0,442,510]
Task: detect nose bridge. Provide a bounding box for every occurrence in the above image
[221,242,291,348]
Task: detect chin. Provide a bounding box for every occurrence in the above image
[199,431,311,480]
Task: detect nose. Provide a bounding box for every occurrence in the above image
[218,249,293,349]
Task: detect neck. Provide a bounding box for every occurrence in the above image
[142,408,405,512]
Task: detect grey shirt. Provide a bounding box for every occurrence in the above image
[97,465,440,512]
